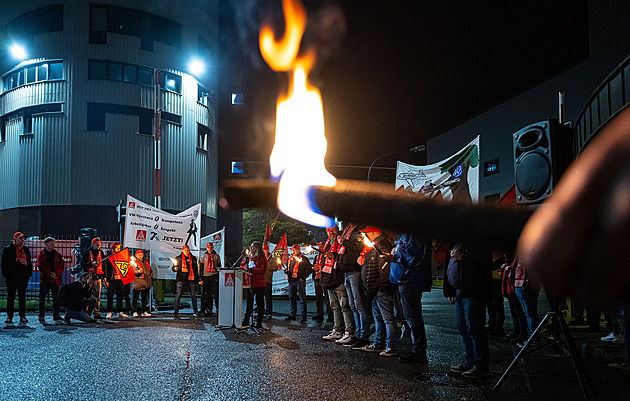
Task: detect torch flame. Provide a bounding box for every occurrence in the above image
[170,258,177,266]
[130,256,137,267]
[361,233,375,248]
[260,0,336,228]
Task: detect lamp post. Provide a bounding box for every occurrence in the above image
[367,145,426,182]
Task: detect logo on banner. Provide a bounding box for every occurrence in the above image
[136,230,147,241]
[213,232,222,241]
[129,201,135,209]
[225,272,234,287]
[114,261,129,277]
[452,164,463,178]
[193,210,199,218]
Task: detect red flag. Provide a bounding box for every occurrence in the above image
[264,221,271,245]
[497,185,516,205]
[272,233,289,265]
[109,248,135,285]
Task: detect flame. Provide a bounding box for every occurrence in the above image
[361,233,375,248]
[130,256,137,267]
[170,258,177,266]
[260,0,336,228]
[305,245,314,254]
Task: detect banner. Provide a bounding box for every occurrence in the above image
[395,136,480,203]
[201,228,225,270]
[108,248,135,285]
[269,240,318,296]
[123,195,201,280]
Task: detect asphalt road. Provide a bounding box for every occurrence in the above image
[0,291,628,401]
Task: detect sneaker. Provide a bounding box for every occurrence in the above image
[351,339,371,350]
[39,317,46,324]
[106,312,112,319]
[285,315,296,321]
[601,332,619,342]
[379,348,398,357]
[141,311,151,317]
[362,344,385,352]
[4,316,13,324]
[193,312,199,317]
[119,312,128,318]
[343,337,361,347]
[335,332,353,344]
[19,317,28,324]
[322,331,343,341]
[133,312,139,317]
[462,367,491,380]
[400,352,428,363]
[450,364,471,373]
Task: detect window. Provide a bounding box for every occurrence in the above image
[231,93,244,105]
[197,123,211,150]
[3,61,63,91]
[108,63,123,81]
[48,62,63,80]
[138,67,153,86]
[88,60,107,79]
[163,72,181,93]
[231,161,244,174]
[87,102,155,135]
[37,64,48,81]
[123,65,137,83]
[26,67,36,84]
[88,60,153,86]
[483,158,500,177]
[198,85,209,105]
[21,103,63,135]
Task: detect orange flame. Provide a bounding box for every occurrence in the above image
[260,0,336,227]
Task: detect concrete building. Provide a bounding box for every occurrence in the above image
[0,0,219,240]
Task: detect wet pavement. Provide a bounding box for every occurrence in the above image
[1,290,628,401]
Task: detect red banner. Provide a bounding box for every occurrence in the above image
[272,233,289,265]
[109,248,135,285]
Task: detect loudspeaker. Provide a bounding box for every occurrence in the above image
[513,119,574,204]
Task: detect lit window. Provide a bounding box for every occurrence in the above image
[37,64,47,81]
[231,161,244,174]
[163,73,181,93]
[483,158,500,177]
[231,93,244,105]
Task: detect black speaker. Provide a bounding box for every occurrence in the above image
[513,119,574,204]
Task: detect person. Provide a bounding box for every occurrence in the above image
[81,237,106,319]
[337,223,369,347]
[500,253,527,343]
[512,258,541,348]
[105,242,127,318]
[173,245,199,317]
[2,232,32,324]
[263,245,278,318]
[37,237,65,323]
[284,244,312,321]
[385,233,432,363]
[311,241,327,322]
[60,270,97,324]
[486,257,506,336]
[132,249,152,316]
[358,227,396,356]
[200,242,221,316]
[443,243,493,380]
[242,241,268,328]
[319,226,355,342]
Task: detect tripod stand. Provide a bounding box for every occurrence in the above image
[492,310,596,401]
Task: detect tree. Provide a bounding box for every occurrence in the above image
[242,208,327,247]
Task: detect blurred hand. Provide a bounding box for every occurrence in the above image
[517,107,630,305]
[380,253,394,262]
[448,297,455,304]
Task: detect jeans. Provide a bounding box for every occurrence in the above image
[327,284,355,334]
[264,282,273,315]
[92,278,103,316]
[174,280,198,314]
[201,275,219,313]
[344,271,370,340]
[515,285,540,342]
[132,288,150,313]
[455,290,489,370]
[39,282,60,318]
[376,291,397,350]
[314,279,325,317]
[399,283,427,353]
[106,279,124,313]
[6,278,27,318]
[507,293,527,338]
[288,280,307,318]
[66,297,96,322]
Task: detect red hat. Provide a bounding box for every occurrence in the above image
[291,244,300,249]
[13,232,25,239]
[111,241,121,248]
[135,249,144,255]
[263,245,269,250]
[183,245,190,250]
[91,237,101,243]
[360,226,381,233]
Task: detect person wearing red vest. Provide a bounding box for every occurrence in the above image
[105,242,128,319]
[284,244,312,321]
[81,237,106,319]
[200,242,221,316]
[242,241,268,328]
[2,232,32,324]
[173,245,199,317]
[37,237,65,323]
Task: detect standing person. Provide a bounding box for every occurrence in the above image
[311,242,330,322]
[386,233,432,363]
[132,249,152,317]
[501,253,527,343]
[2,232,33,324]
[513,258,541,348]
[319,226,355,342]
[338,223,370,347]
[173,245,199,317]
[81,237,106,319]
[443,243,493,380]
[486,257,506,336]
[263,245,278,318]
[105,242,127,318]
[284,244,312,321]
[200,242,221,316]
[37,237,65,323]
[242,242,268,328]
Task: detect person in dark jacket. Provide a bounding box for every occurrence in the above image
[200,242,221,316]
[443,243,493,379]
[337,223,369,346]
[284,244,312,321]
[173,245,199,317]
[105,242,128,319]
[2,232,32,324]
[63,270,97,323]
[242,242,268,328]
[37,237,65,323]
[132,249,152,316]
[81,237,106,319]
[263,245,278,318]
[385,233,432,363]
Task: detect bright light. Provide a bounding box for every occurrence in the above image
[188,59,205,76]
[10,44,26,60]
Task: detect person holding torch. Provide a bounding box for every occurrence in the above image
[172,245,199,317]
[285,244,312,321]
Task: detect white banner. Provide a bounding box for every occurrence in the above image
[201,228,225,270]
[395,136,480,204]
[268,243,318,296]
[123,195,201,279]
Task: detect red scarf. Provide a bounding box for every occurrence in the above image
[182,253,195,281]
[90,249,103,275]
[15,243,25,260]
[205,252,215,273]
[357,240,378,266]
[291,256,302,279]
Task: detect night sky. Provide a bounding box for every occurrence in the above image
[221,0,589,168]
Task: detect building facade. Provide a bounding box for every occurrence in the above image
[0,0,219,239]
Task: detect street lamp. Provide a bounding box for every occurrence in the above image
[188,58,205,77]
[10,44,27,60]
[367,145,426,182]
